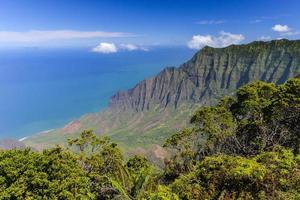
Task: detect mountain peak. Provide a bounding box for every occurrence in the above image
[109,39,300,112]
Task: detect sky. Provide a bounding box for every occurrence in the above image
[0,0,299,52]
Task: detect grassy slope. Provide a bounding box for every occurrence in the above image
[24,104,198,153]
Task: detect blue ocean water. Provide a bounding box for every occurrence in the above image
[0,47,195,139]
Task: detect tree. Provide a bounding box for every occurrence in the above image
[165,78,300,159]
[0,147,92,199]
[68,130,131,199]
[163,77,300,199]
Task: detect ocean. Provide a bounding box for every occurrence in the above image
[0,47,195,139]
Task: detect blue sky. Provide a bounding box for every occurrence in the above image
[0,0,299,52]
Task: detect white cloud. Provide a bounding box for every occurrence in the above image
[120,43,148,51]
[92,42,118,54]
[0,30,132,43]
[92,43,148,54]
[120,43,139,51]
[272,24,290,33]
[271,24,300,36]
[196,20,226,25]
[187,31,245,49]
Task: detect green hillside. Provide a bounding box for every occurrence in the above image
[2,77,299,199]
[24,40,300,158]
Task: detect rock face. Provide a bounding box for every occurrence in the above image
[25,39,300,153]
[109,39,300,112]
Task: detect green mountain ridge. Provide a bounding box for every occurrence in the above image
[2,77,299,199]
[24,39,300,155]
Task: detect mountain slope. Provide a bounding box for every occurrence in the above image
[110,39,300,111]
[24,39,300,152]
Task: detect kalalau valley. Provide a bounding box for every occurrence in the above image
[0,1,299,199]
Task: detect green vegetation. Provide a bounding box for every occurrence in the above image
[25,39,300,154]
[1,77,299,199]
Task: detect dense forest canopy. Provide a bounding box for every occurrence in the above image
[0,77,299,199]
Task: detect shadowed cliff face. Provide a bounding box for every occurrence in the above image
[25,39,300,154]
[109,39,300,112]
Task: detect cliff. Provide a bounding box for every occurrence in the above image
[109,39,300,112]
[24,39,300,154]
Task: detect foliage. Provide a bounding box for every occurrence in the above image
[166,77,300,160]
[0,77,299,199]
[0,147,92,199]
[164,77,300,199]
[163,128,197,180]
[147,185,179,200]
[170,147,300,199]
